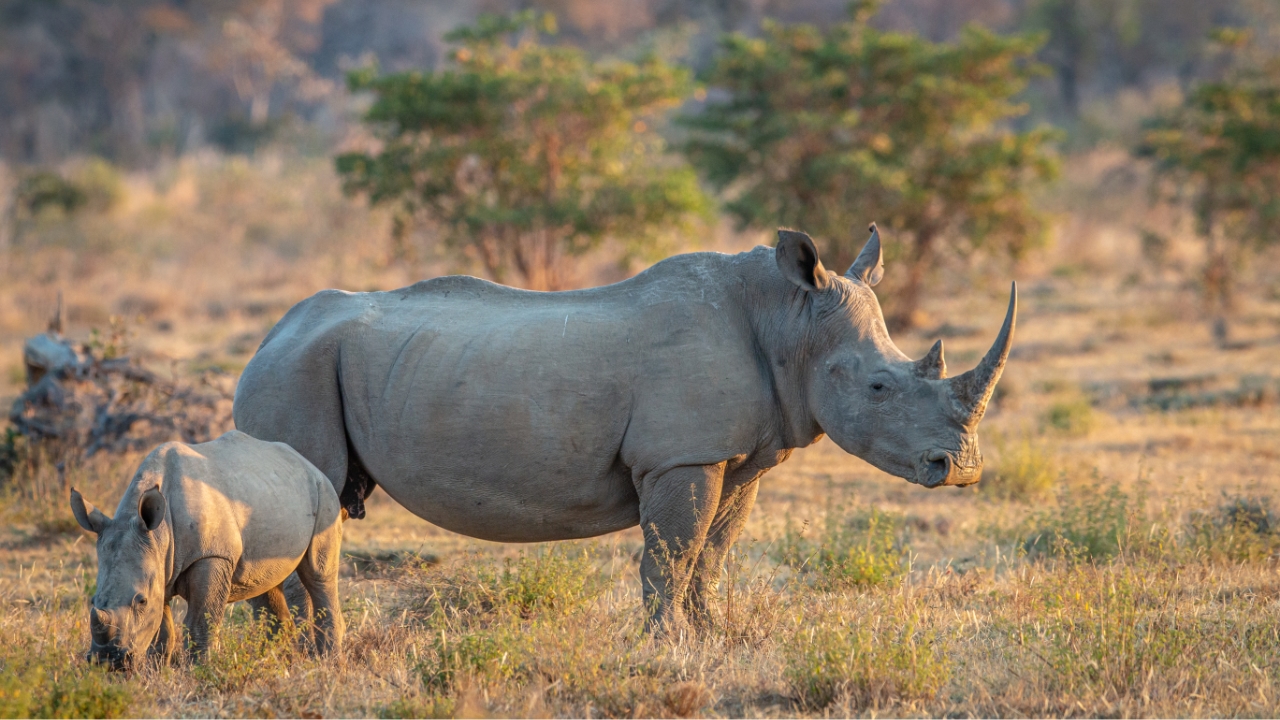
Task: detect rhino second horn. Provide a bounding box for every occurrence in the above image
[914,339,946,379]
[948,282,1017,422]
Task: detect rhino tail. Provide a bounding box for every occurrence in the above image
[339,430,377,520]
[334,348,377,521]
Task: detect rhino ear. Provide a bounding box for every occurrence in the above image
[776,229,830,293]
[136,487,167,533]
[70,488,108,535]
[846,223,884,287]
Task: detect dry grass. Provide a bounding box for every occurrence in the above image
[1,149,1279,717]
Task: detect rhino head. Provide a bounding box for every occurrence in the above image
[776,224,1015,488]
[70,486,170,670]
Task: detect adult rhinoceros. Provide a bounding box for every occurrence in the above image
[233,225,1015,629]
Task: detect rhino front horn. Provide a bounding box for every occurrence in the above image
[948,282,1016,422]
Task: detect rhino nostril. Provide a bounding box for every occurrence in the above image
[925,452,952,487]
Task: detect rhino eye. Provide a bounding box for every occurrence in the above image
[870,382,886,392]
[132,593,147,607]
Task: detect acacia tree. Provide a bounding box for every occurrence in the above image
[1137,30,1280,346]
[336,12,710,290]
[681,4,1058,330]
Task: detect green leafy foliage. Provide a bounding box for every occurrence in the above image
[681,6,1059,327]
[419,624,528,693]
[336,11,710,289]
[1042,396,1097,436]
[191,609,304,694]
[1021,480,1141,560]
[1187,495,1280,563]
[776,507,907,589]
[0,646,132,719]
[410,547,608,623]
[1137,31,1280,340]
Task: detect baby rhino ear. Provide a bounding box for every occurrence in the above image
[70,488,109,535]
[776,229,831,293]
[136,487,167,533]
[846,223,885,287]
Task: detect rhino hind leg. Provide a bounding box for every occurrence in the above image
[296,500,345,655]
[636,462,725,633]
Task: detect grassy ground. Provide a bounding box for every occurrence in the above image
[1,150,1279,717]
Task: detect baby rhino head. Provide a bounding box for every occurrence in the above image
[70,486,169,671]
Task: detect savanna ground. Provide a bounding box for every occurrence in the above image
[1,149,1279,718]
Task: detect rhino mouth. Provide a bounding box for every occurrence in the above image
[86,643,133,671]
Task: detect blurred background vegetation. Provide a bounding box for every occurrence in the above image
[1,0,1279,339]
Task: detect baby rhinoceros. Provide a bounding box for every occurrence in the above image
[70,430,344,670]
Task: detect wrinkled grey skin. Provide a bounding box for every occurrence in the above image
[234,226,1015,630]
[70,430,345,669]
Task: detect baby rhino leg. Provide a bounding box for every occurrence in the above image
[296,514,344,655]
[257,585,295,630]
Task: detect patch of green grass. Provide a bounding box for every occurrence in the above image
[0,645,133,718]
[775,507,907,589]
[1042,396,1097,436]
[409,547,609,622]
[982,435,1056,501]
[783,597,950,711]
[419,624,529,693]
[192,609,303,694]
[1187,495,1280,563]
[1020,480,1142,561]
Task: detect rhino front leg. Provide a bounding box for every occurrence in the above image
[180,557,234,662]
[684,476,760,634]
[637,462,725,633]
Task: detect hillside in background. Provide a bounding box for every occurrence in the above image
[2,0,1277,166]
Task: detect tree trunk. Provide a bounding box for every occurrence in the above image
[1203,230,1233,348]
[1048,0,1085,119]
[886,227,938,334]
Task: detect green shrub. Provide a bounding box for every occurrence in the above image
[783,600,950,710]
[983,435,1056,501]
[418,625,528,692]
[411,547,607,622]
[1187,495,1280,563]
[15,172,87,219]
[0,646,132,719]
[1022,481,1140,561]
[775,508,907,589]
[33,670,132,719]
[1042,396,1097,436]
[192,610,303,694]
